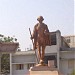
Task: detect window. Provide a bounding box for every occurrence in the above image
[16,64,24,70]
[66,38,70,43]
[68,60,74,69]
[51,34,56,45]
[27,63,34,69]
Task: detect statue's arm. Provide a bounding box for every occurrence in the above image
[31,24,37,39]
[46,25,49,32]
[44,24,49,35]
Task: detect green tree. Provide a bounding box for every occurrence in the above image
[0,34,17,42]
[0,34,17,74]
[1,54,10,74]
[71,70,75,75]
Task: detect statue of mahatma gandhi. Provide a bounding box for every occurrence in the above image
[30,16,51,65]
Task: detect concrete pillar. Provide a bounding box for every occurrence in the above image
[10,53,12,75]
[56,30,61,70]
[0,53,2,75]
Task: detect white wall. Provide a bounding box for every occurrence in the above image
[45,45,58,53]
[60,60,68,75]
[60,51,75,59]
[60,59,75,75]
[12,64,29,75]
[60,51,75,75]
[12,55,36,63]
[12,55,35,75]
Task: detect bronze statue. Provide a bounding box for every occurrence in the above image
[31,16,51,65]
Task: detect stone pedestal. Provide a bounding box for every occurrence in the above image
[30,66,61,75]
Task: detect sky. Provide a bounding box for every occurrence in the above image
[0,0,74,51]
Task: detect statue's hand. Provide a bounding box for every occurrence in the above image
[44,32,49,35]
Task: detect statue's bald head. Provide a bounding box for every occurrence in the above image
[37,16,44,21]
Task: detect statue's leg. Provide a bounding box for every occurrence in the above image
[37,45,41,61]
[41,46,45,61]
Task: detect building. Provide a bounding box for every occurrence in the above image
[0,31,75,75]
[0,42,19,75]
[64,35,75,48]
[10,30,75,75]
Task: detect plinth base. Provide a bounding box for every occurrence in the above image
[30,66,60,75]
[30,71,58,75]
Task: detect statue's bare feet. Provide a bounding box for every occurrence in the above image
[40,59,44,65]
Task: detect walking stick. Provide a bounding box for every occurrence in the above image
[29,28,39,64]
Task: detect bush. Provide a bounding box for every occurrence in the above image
[71,70,75,75]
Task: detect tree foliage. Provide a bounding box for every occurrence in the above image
[71,70,75,75]
[0,34,17,42]
[1,54,10,74]
[0,34,17,74]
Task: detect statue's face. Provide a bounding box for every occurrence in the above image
[38,19,43,23]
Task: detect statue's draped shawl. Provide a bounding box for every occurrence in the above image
[32,23,51,49]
